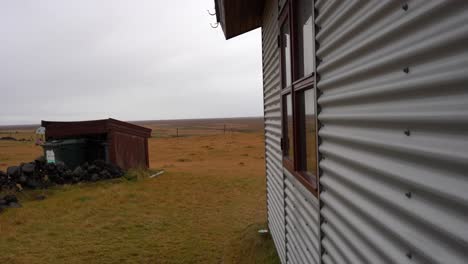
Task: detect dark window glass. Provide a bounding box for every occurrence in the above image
[286,93,294,161]
[295,0,314,79]
[281,21,292,87]
[279,0,318,194]
[304,89,316,175]
[298,89,316,176]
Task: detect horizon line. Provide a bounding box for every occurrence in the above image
[0,115,264,128]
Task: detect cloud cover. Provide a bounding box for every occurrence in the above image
[0,0,262,125]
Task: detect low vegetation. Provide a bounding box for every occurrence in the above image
[0,118,279,263]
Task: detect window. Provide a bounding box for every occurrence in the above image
[294,0,314,79]
[284,93,293,161]
[279,0,318,194]
[281,20,292,87]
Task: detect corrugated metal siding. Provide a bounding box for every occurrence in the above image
[284,170,320,264]
[262,0,286,262]
[315,1,468,263]
[111,132,147,170]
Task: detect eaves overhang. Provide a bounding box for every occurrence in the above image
[214,0,264,39]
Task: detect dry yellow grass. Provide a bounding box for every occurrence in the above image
[0,118,279,264]
[0,140,42,171]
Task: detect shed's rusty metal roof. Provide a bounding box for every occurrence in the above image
[41,118,151,140]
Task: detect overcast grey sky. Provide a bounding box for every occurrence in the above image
[0,0,262,125]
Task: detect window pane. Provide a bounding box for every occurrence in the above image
[298,89,316,175]
[281,21,292,88]
[285,93,294,161]
[295,0,314,79]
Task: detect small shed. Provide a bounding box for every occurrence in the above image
[41,118,152,170]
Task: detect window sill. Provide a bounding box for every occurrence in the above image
[283,159,318,197]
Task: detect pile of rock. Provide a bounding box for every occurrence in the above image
[0,157,125,191]
[0,136,17,141]
[0,194,21,212]
[0,136,30,141]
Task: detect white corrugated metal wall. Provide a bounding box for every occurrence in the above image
[315,1,468,264]
[284,170,320,264]
[262,0,321,263]
[262,0,286,262]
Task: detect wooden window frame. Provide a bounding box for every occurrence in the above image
[279,0,318,196]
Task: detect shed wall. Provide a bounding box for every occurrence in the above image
[261,0,286,262]
[315,1,468,263]
[110,132,148,170]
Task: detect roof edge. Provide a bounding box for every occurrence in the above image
[215,0,264,39]
[41,118,152,138]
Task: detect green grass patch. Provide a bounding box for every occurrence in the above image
[122,167,160,182]
[0,169,277,263]
[223,223,280,264]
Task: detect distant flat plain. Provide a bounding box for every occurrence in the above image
[0,117,280,264]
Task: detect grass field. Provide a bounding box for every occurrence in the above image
[0,117,280,264]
